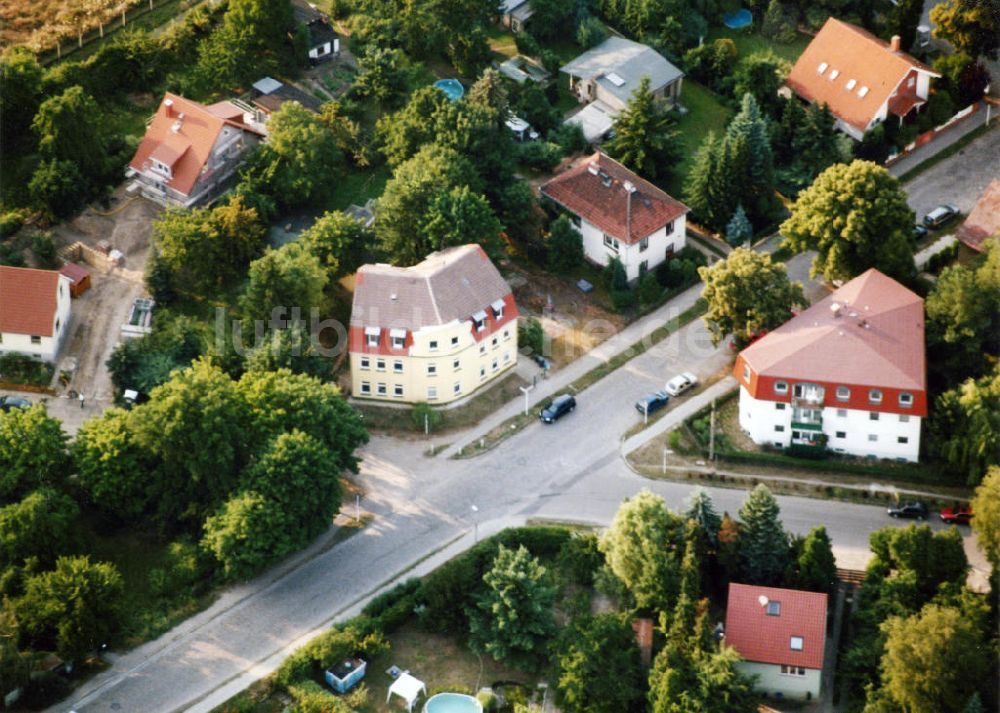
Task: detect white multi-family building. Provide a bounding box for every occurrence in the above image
[734,269,926,462]
[0,266,72,363]
[540,152,689,283]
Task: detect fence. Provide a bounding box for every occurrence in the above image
[884,101,982,168]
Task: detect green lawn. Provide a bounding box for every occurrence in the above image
[327,164,391,212]
[668,80,733,196]
[486,26,518,60]
[705,27,811,63]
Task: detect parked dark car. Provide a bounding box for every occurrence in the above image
[539,394,576,423]
[635,391,670,416]
[887,501,928,519]
[0,396,31,412]
[923,204,959,229]
[532,354,551,370]
[913,224,929,241]
[939,505,973,525]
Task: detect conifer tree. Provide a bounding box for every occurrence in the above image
[737,484,790,585]
[725,94,778,227]
[684,487,721,549]
[725,204,753,246]
[606,76,683,180]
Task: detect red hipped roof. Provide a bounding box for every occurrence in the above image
[725,583,828,670]
[129,93,263,198]
[957,180,1000,253]
[540,152,688,244]
[0,266,61,337]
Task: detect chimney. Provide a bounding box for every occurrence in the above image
[624,181,635,240]
[164,98,174,116]
[890,35,901,52]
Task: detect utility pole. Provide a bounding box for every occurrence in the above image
[643,401,649,425]
[424,413,429,436]
[662,447,667,475]
[355,494,360,523]
[708,398,716,462]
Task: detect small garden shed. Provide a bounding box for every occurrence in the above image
[59,263,91,298]
[324,657,366,693]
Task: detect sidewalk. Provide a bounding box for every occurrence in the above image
[438,280,706,458]
[914,234,957,270]
[620,376,737,456]
[887,101,991,178]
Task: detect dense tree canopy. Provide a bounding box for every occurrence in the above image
[298,211,372,278]
[599,490,686,613]
[0,405,70,505]
[930,0,1000,59]
[698,247,805,347]
[790,526,837,595]
[16,556,123,661]
[468,544,557,667]
[31,85,108,180]
[547,215,584,272]
[0,50,44,145]
[970,466,1000,566]
[781,160,915,282]
[929,363,1000,486]
[0,489,78,568]
[240,241,329,328]
[554,613,644,713]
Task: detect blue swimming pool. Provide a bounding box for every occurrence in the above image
[723,8,753,28]
[434,78,465,102]
[424,692,483,713]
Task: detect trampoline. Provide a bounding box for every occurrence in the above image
[434,78,465,102]
[723,8,753,28]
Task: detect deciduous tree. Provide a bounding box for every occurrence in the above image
[0,489,78,567]
[31,85,108,180]
[240,241,329,327]
[599,490,685,612]
[298,210,372,277]
[353,47,409,112]
[930,0,1000,59]
[201,491,295,579]
[929,363,1000,486]
[468,544,557,667]
[698,247,804,347]
[16,556,123,661]
[0,49,44,145]
[421,186,504,260]
[970,466,1000,565]
[781,160,915,282]
[547,215,584,272]
[0,405,70,505]
[732,52,790,117]
[73,408,152,522]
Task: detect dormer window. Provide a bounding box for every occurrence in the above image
[390,328,406,350]
[846,79,857,90]
[774,381,788,394]
[817,62,828,75]
[828,69,839,81]
[364,326,380,347]
[858,86,869,98]
[836,386,850,401]
[767,601,781,616]
[491,299,505,321]
[472,310,487,332]
[869,389,882,404]
[790,636,804,651]
[899,392,913,407]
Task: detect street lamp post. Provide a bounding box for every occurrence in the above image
[470,504,479,542]
[519,384,534,416]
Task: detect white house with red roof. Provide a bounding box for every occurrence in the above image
[784,18,940,140]
[0,266,72,363]
[539,152,689,283]
[725,583,828,700]
[348,245,519,405]
[127,93,265,208]
[734,269,926,462]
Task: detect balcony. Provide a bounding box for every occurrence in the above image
[792,385,825,407]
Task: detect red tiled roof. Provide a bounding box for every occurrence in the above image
[0,266,61,337]
[737,269,925,397]
[540,152,688,244]
[129,93,263,198]
[887,92,924,117]
[786,18,938,134]
[725,583,827,670]
[957,180,1000,252]
[59,263,90,285]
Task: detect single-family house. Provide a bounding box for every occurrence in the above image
[725,583,828,701]
[0,266,72,363]
[500,0,533,32]
[734,269,926,462]
[784,17,940,140]
[235,77,323,134]
[560,37,684,142]
[127,93,265,208]
[349,245,519,405]
[539,152,689,283]
[292,0,339,64]
[956,179,1000,253]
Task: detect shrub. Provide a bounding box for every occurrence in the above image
[516,141,563,171]
[518,317,545,356]
[32,232,59,269]
[556,532,603,586]
[411,402,442,433]
[576,17,607,49]
[0,353,55,386]
[513,32,540,57]
[0,210,27,239]
[611,289,635,312]
[274,626,388,688]
[638,272,662,305]
[478,690,498,711]
[550,122,588,154]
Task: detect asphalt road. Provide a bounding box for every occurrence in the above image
[57,252,988,713]
[903,124,1000,221]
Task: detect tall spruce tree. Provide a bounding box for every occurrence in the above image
[606,76,682,180]
[725,204,753,246]
[737,484,790,585]
[684,487,722,549]
[684,132,735,232]
[725,94,778,228]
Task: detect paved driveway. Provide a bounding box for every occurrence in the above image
[903,123,1000,221]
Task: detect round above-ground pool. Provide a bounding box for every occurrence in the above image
[424,692,483,713]
[434,78,465,102]
[723,8,753,28]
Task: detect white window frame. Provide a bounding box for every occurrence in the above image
[429,339,439,351]
[451,336,459,347]
[790,636,804,651]
[898,436,908,444]
[376,358,386,372]
[360,357,370,370]
[393,360,403,373]
[836,386,850,401]
[427,363,437,376]
[869,388,883,404]
[427,386,437,400]
[453,358,461,371]
[835,431,846,439]
[376,382,387,396]
[743,365,751,381]
[360,381,371,395]
[393,384,404,398]
[603,234,619,253]
[774,381,788,394]
[899,414,910,423]
[868,434,878,442]
[899,392,913,407]
[639,236,649,252]
[837,409,848,418]
[453,382,461,395]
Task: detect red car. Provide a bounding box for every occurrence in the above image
[939,506,973,525]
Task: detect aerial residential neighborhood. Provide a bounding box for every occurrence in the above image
[0,0,997,711]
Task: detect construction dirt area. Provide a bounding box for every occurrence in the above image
[52,188,159,415]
